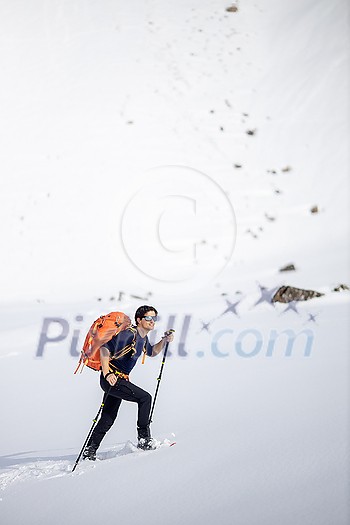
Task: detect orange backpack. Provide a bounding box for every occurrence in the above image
[74,311,131,373]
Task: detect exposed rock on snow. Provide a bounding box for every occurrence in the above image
[279,263,296,272]
[310,205,319,214]
[226,4,238,13]
[272,285,324,303]
[332,283,349,292]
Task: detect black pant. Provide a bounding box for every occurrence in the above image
[88,374,152,448]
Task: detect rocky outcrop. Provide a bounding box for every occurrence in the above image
[272,285,324,303]
[333,284,349,292]
[279,263,296,272]
[226,4,238,12]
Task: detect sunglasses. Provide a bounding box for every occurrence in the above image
[142,315,158,322]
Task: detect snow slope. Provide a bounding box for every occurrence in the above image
[0,0,349,524]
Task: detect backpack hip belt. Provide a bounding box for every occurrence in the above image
[108,364,129,381]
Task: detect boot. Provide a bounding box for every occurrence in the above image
[137,425,156,450]
[82,442,98,461]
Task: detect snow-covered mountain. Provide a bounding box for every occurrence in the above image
[0,1,349,524]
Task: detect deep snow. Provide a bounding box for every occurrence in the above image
[0,0,349,524]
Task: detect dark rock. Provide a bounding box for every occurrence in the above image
[281,166,292,172]
[234,163,242,168]
[226,4,238,12]
[310,205,319,214]
[272,286,324,303]
[279,264,296,272]
[246,129,256,136]
[333,284,349,292]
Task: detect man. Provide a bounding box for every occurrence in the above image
[83,305,174,460]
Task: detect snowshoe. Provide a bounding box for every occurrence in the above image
[82,443,98,461]
[137,437,157,451]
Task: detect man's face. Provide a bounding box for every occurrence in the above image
[138,310,157,331]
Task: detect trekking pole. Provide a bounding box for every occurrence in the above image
[72,386,111,473]
[149,329,175,424]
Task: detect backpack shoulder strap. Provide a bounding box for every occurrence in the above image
[113,325,138,359]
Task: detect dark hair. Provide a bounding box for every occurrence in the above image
[134,305,158,324]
